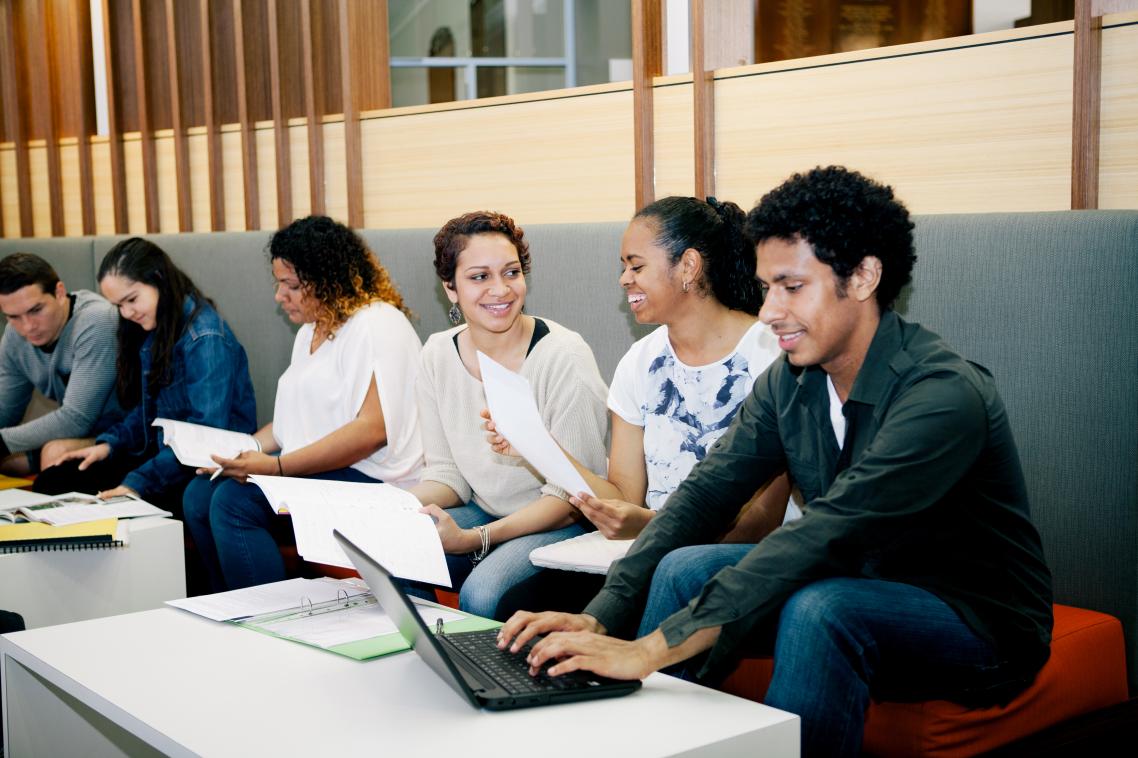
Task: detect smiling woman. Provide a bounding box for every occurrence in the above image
[32,238,257,512]
[405,210,609,620]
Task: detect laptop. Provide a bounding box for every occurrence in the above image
[333,529,642,710]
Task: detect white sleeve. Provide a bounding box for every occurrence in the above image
[607,342,645,427]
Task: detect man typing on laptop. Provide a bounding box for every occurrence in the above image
[497,167,1053,757]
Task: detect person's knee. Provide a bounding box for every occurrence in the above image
[208,480,261,529]
[182,478,211,523]
[458,574,502,619]
[651,545,729,601]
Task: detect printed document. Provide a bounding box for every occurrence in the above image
[529,531,634,574]
[249,476,450,587]
[477,351,595,498]
[167,577,368,622]
[153,418,260,468]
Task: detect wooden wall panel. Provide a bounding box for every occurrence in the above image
[187,131,211,231]
[221,128,247,230]
[714,29,1074,214]
[90,139,117,235]
[0,148,17,234]
[254,125,279,231]
[27,144,51,237]
[289,123,312,221]
[58,142,82,237]
[154,133,180,232]
[1098,17,1138,209]
[652,80,696,200]
[322,120,349,223]
[121,136,146,233]
[363,89,636,229]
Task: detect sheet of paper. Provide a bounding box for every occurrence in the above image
[152,418,260,468]
[528,530,633,574]
[249,476,450,587]
[476,351,595,498]
[259,601,463,649]
[0,489,61,512]
[166,577,367,622]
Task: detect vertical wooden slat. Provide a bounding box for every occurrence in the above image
[72,0,96,234]
[101,0,128,234]
[0,0,33,236]
[338,0,361,228]
[267,0,292,226]
[691,0,714,199]
[131,0,159,232]
[372,0,392,109]
[232,0,259,230]
[200,0,224,230]
[164,0,191,230]
[631,0,663,210]
[300,0,324,216]
[28,2,64,235]
[1071,0,1101,210]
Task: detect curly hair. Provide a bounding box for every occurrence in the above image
[268,216,409,335]
[432,211,531,284]
[97,237,212,406]
[634,196,760,315]
[744,166,916,311]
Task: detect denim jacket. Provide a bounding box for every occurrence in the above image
[98,296,257,498]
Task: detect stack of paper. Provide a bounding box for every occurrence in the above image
[1,490,171,525]
[249,476,450,587]
[529,531,633,574]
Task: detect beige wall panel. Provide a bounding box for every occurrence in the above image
[1099,21,1138,210]
[322,121,348,224]
[187,132,210,232]
[27,146,51,238]
[155,136,180,233]
[715,34,1074,214]
[363,90,636,229]
[0,149,16,237]
[58,144,82,237]
[653,81,695,202]
[90,141,116,235]
[221,130,246,231]
[122,138,147,234]
[289,124,311,222]
[255,127,278,231]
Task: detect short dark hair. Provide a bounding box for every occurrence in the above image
[0,253,60,296]
[744,166,916,310]
[98,237,211,406]
[433,211,531,284]
[635,196,760,315]
[269,215,409,333]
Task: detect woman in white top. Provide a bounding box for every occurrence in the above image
[409,210,609,619]
[183,216,423,591]
[492,196,797,617]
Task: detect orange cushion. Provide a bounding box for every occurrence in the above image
[720,605,1129,757]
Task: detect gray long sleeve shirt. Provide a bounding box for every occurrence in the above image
[584,311,1053,692]
[0,290,122,454]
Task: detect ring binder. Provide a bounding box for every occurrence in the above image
[0,534,127,554]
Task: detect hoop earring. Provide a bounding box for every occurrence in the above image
[448,303,462,326]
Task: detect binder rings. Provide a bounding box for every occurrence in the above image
[0,518,127,554]
[238,591,500,661]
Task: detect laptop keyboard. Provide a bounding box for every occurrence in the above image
[442,629,582,693]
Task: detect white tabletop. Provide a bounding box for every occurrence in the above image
[2,608,798,757]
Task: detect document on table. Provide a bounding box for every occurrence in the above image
[476,351,595,498]
[152,418,260,469]
[248,476,450,587]
[12,492,171,525]
[166,577,367,622]
[258,598,464,650]
[529,530,634,574]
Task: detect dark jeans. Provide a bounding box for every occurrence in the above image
[639,544,1020,758]
[494,568,605,620]
[32,454,188,516]
[182,467,380,592]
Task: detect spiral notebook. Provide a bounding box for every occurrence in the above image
[0,517,127,554]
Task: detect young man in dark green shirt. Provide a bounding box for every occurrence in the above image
[498,166,1053,757]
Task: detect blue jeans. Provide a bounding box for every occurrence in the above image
[639,545,1011,758]
[183,467,379,591]
[408,502,586,620]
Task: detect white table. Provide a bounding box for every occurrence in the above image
[1,608,799,757]
[0,517,185,629]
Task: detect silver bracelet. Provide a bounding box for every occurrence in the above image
[470,525,491,564]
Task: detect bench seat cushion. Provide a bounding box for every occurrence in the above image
[719,604,1129,757]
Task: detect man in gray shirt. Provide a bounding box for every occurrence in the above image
[0,253,121,475]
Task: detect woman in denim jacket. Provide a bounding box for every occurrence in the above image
[34,238,256,511]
